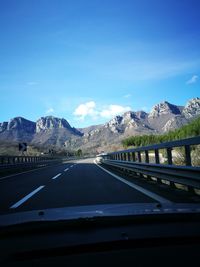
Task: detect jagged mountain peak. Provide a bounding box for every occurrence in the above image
[135,111,148,119]
[122,111,137,120]
[7,117,36,132]
[0,116,36,142]
[182,97,200,119]
[148,101,181,119]
[36,116,71,133]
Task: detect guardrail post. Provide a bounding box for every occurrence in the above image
[155,149,160,164]
[145,150,151,180]
[123,153,125,161]
[123,153,128,174]
[184,145,194,193]
[166,148,176,188]
[154,149,161,183]
[145,151,149,163]
[132,152,135,162]
[185,145,192,166]
[126,153,132,175]
[137,152,143,177]
[167,148,173,165]
[137,152,141,162]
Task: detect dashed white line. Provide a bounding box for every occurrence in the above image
[64,168,69,172]
[10,185,45,209]
[52,173,62,180]
[70,165,74,168]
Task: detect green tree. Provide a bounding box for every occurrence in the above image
[76,149,83,157]
[122,116,200,148]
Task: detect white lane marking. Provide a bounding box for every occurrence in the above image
[70,165,74,168]
[64,168,69,172]
[0,163,64,181]
[52,173,62,180]
[94,161,172,204]
[10,186,45,209]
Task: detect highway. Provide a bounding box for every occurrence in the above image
[0,158,197,215]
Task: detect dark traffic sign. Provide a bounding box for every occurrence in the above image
[19,143,27,152]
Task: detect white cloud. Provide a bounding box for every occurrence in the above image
[100,105,131,118]
[73,101,132,121]
[186,75,198,84]
[73,101,98,120]
[46,108,54,114]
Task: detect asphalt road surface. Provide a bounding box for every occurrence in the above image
[0,158,174,215]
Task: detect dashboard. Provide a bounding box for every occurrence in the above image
[0,213,200,266]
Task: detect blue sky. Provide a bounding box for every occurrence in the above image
[0,0,199,127]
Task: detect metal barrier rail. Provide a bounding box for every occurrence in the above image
[0,156,57,165]
[0,156,63,170]
[100,136,200,190]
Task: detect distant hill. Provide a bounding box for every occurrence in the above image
[0,97,199,154]
[65,97,200,153]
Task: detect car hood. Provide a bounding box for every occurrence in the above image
[0,202,200,227]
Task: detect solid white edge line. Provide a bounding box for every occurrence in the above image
[52,173,62,180]
[10,185,45,209]
[94,160,172,204]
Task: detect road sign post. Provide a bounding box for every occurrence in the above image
[19,143,27,155]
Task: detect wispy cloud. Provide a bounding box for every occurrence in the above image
[66,42,200,81]
[123,94,131,98]
[73,101,131,121]
[46,108,55,114]
[186,75,198,84]
[141,106,149,112]
[100,60,200,81]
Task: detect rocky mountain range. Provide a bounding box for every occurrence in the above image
[0,97,199,153]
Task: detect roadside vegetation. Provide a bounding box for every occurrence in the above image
[122,116,200,148]
[122,116,200,166]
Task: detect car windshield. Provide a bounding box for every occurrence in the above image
[0,0,200,227]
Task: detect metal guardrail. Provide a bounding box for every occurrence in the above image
[0,156,62,170]
[0,156,52,165]
[99,136,200,190]
[0,155,89,171]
